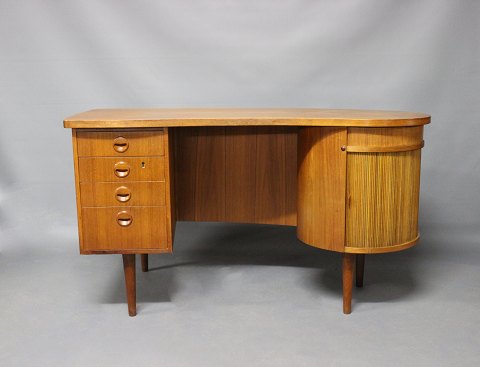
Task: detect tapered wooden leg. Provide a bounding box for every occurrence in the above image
[122,254,136,317]
[342,253,354,314]
[141,254,149,272]
[356,254,365,288]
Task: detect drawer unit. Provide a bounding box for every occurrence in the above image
[81,207,169,251]
[72,128,175,254]
[80,182,166,207]
[76,130,165,157]
[78,157,165,182]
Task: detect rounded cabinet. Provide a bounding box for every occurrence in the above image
[297,126,424,254]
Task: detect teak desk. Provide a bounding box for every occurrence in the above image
[64,108,430,316]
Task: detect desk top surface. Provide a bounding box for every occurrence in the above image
[64,108,430,128]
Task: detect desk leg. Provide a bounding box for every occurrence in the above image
[356,254,365,288]
[141,254,149,272]
[342,253,354,314]
[122,254,136,317]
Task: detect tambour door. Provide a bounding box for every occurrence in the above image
[345,126,424,253]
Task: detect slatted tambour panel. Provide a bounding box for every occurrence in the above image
[345,149,422,252]
[165,128,177,245]
[174,126,298,225]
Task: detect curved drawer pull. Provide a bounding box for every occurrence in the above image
[113,136,129,153]
[114,162,130,178]
[116,211,133,227]
[115,186,131,202]
[346,141,424,153]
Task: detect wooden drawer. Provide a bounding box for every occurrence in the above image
[78,157,165,182]
[80,182,166,207]
[81,207,169,251]
[76,130,164,157]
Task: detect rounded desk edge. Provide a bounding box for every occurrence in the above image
[63,109,431,129]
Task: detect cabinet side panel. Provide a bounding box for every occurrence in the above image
[284,130,298,225]
[72,129,84,252]
[174,128,198,221]
[297,127,347,252]
[165,128,176,248]
[346,150,421,251]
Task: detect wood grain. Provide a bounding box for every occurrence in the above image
[347,126,423,148]
[346,150,422,251]
[74,128,175,255]
[71,130,84,248]
[297,127,347,252]
[76,130,164,157]
[164,128,176,247]
[66,112,430,316]
[194,127,226,221]
[78,157,165,182]
[255,127,286,224]
[284,131,298,225]
[174,128,198,221]
[225,127,257,222]
[346,142,424,153]
[80,182,166,207]
[64,108,431,128]
[81,207,169,252]
[174,127,297,225]
[344,235,419,254]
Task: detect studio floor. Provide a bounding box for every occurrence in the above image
[1,221,479,366]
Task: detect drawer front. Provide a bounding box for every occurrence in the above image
[78,157,165,182]
[80,182,166,207]
[81,207,168,251]
[76,130,164,157]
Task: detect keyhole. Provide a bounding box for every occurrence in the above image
[141,162,145,168]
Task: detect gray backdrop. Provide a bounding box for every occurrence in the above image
[1,1,479,366]
[1,0,479,238]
